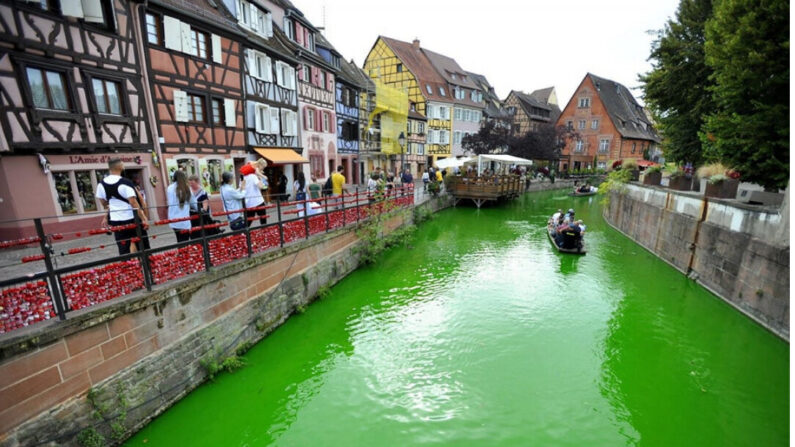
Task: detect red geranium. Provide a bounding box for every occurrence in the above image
[726,169,741,180]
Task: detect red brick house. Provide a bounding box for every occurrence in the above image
[556,73,659,171]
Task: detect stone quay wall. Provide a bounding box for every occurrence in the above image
[0,196,453,447]
[604,184,789,340]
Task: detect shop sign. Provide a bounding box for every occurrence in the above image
[67,155,143,165]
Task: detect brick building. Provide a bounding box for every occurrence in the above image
[557,73,659,171]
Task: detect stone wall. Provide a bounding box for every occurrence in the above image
[0,197,453,447]
[605,184,789,339]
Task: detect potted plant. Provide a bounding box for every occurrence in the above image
[698,163,740,199]
[642,165,663,186]
[667,167,692,191]
[621,159,640,181]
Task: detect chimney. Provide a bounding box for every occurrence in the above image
[412,38,420,49]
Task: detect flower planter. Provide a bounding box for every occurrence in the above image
[643,171,662,186]
[630,169,640,181]
[668,176,692,191]
[705,179,739,199]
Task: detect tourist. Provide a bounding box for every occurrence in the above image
[308,176,322,200]
[385,171,395,194]
[220,172,246,230]
[367,173,379,203]
[564,208,575,224]
[401,168,413,187]
[187,174,215,239]
[551,209,563,226]
[277,172,288,202]
[293,171,307,201]
[243,162,268,227]
[95,158,149,255]
[576,220,587,235]
[331,165,345,209]
[422,169,430,191]
[167,170,197,242]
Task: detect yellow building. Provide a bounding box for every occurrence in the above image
[364,36,453,165]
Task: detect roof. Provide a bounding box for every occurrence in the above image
[233,16,298,64]
[509,90,562,124]
[529,87,555,104]
[338,58,370,90]
[379,36,452,103]
[422,48,483,108]
[408,109,427,121]
[151,0,245,36]
[273,21,336,72]
[588,73,660,142]
[468,71,509,119]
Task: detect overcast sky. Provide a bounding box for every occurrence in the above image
[298,0,680,107]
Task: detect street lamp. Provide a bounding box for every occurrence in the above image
[398,131,406,174]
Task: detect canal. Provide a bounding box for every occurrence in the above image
[125,190,788,446]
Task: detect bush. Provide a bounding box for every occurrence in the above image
[622,159,639,171]
[645,165,663,174]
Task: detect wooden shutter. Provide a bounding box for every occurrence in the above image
[180,22,193,55]
[269,107,280,134]
[246,49,256,77]
[173,90,188,122]
[211,34,222,63]
[265,13,273,37]
[62,1,84,18]
[265,56,273,83]
[164,16,182,51]
[81,0,104,23]
[295,23,304,45]
[275,62,284,87]
[280,109,289,136]
[326,73,334,92]
[303,108,309,130]
[249,3,257,30]
[290,111,298,136]
[224,98,235,127]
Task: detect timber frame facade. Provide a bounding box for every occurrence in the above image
[142,0,247,197]
[0,0,156,237]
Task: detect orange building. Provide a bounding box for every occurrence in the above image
[556,73,659,172]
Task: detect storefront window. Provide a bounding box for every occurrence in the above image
[205,159,222,194]
[176,158,198,178]
[53,172,77,214]
[75,171,97,212]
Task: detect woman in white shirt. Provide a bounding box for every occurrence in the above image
[220,171,246,227]
[167,170,197,242]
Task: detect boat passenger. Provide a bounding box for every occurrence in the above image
[576,220,587,235]
[578,183,591,193]
[561,221,582,250]
[564,209,575,224]
[551,209,563,226]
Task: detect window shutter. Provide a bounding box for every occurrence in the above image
[316,109,323,132]
[290,111,298,136]
[62,1,84,18]
[287,66,296,90]
[164,16,182,51]
[275,62,284,86]
[270,107,280,134]
[295,23,304,45]
[224,98,235,127]
[265,57,273,83]
[303,108,309,130]
[280,109,289,136]
[81,0,104,23]
[173,90,188,122]
[304,29,310,48]
[249,3,257,30]
[246,50,256,77]
[326,73,334,91]
[211,34,222,63]
[265,13,273,37]
[180,21,193,54]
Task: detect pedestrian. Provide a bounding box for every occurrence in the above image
[220,171,247,230]
[293,171,307,201]
[95,158,149,254]
[243,161,268,226]
[308,175,322,200]
[277,172,288,202]
[422,169,430,191]
[367,173,379,203]
[167,170,197,242]
[401,168,413,195]
[331,165,345,208]
[187,174,215,239]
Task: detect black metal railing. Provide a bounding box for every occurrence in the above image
[0,186,416,335]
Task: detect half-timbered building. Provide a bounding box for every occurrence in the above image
[221,0,304,195]
[0,0,155,238]
[142,0,246,204]
[334,58,369,185]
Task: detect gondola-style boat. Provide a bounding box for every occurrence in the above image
[547,219,587,254]
[569,190,598,197]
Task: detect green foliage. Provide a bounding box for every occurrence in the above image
[220,356,245,373]
[702,0,789,190]
[427,181,440,196]
[640,0,715,166]
[235,341,253,356]
[645,165,663,174]
[201,354,246,380]
[316,285,332,300]
[77,427,105,447]
[412,205,434,224]
[200,357,221,379]
[355,206,416,265]
[599,169,633,205]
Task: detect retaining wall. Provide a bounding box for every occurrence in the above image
[0,197,452,446]
[605,184,789,339]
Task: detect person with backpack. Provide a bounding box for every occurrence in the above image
[95,158,149,255]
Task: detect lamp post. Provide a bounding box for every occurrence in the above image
[398,131,406,175]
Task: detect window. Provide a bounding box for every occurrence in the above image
[451,73,457,80]
[597,161,607,169]
[599,139,609,152]
[211,99,223,125]
[53,169,106,215]
[145,13,162,45]
[190,28,208,59]
[322,111,330,132]
[567,121,573,129]
[396,63,402,73]
[187,94,205,122]
[305,107,315,130]
[27,67,70,111]
[283,17,293,40]
[309,154,324,178]
[416,143,425,155]
[238,0,250,26]
[280,109,297,136]
[92,78,122,115]
[575,140,584,152]
[464,109,471,122]
[426,84,433,95]
[439,87,446,96]
[454,108,461,120]
[578,120,586,129]
[319,71,326,90]
[632,142,637,154]
[591,119,599,129]
[251,51,271,81]
[454,131,462,144]
[418,122,424,134]
[578,97,590,108]
[30,0,59,11]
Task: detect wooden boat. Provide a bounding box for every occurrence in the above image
[569,190,598,197]
[547,221,587,255]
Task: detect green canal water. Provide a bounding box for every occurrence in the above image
[125,190,788,446]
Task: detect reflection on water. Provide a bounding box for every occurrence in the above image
[126,191,788,447]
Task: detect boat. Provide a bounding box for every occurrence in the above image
[569,190,597,197]
[547,219,587,254]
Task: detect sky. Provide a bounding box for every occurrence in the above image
[297,0,681,107]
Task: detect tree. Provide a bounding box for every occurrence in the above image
[639,0,715,166]
[461,118,510,155]
[702,0,789,190]
[509,124,578,163]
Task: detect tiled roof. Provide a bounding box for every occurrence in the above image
[338,58,371,90]
[588,73,660,141]
[379,36,452,103]
[467,72,508,119]
[408,109,427,121]
[423,48,482,108]
[529,87,555,104]
[151,0,243,34]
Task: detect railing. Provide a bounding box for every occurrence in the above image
[448,175,524,198]
[0,186,415,335]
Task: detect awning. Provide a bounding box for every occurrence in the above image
[254,148,309,164]
[435,157,474,169]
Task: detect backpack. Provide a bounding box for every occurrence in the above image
[322,176,333,196]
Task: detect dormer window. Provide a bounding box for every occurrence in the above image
[283,17,294,40]
[439,87,446,96]
[451,73,457,80]
[426,84,433,95]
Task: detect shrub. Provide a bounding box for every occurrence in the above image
[696,162,728,179]
[622,159,639,171]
